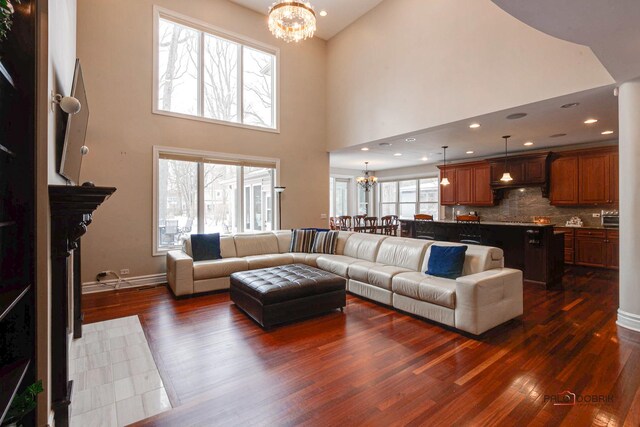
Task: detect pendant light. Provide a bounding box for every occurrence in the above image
[440,146,450,186]
[500,136,513,183]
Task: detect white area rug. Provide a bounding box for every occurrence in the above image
[69,315,171,427]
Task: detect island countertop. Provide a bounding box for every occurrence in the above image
[409,219,556,228]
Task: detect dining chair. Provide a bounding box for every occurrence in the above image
[364,216,378,234]
[381,215,396,235]
[338,216,352,231]
[353,215,366,231]
[329,217,337,230]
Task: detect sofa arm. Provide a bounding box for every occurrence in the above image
[167,250,194,297]
[454,268,523,335]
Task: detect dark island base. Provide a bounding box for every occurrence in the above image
[400,220,564,288]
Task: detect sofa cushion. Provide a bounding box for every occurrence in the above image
[190,233,222,262]
[426,245,468,279]
[342,233,387,262]
[184,235,237,258]
[289,229,317,253]
[234,233,280,257]
[316,254,360,277]
[312,230,340,254]
[375,237,432,270]
[392,272,457,309]
[245,253,294,270]
[273,230,292,253]
[349,262,412,290]
[420,242,504,276]
[193,258,248,281]
[289,253,323,267]
[335,231,353,255]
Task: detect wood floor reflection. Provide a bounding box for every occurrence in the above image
[83,267,639,426]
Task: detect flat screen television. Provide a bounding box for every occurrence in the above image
[59,59,89,184]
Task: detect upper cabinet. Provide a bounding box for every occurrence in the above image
[438,162,494,206]
[488,153,550,188]
[550,147,618,206]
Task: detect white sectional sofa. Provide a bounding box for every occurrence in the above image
[166,231,523,335]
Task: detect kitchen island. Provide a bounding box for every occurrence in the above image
[400,220,564,288]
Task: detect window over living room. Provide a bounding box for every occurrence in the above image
[154,148,279,254]
[153,7,279,131]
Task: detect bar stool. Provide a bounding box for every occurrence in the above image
[456,215,482,244]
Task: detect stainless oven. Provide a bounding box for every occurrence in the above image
[601,210,619,228]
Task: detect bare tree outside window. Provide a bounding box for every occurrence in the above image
[156,13,277,129]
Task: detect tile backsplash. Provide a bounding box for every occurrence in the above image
[445,187,613,227]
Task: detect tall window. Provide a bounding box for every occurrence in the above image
[154,8,278,130]
[155,149,277,253]
[378,178,439,219]
[329,177,350,217]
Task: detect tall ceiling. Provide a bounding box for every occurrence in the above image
[228,0,385,40]
[331,85,618,171]
[492,0,640,82]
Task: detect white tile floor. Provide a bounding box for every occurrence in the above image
[70,316,172,427]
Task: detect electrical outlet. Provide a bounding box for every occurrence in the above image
[593,213,601,218]
[320,213,328,219]
[120,269,130,275]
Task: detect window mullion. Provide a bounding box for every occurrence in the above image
[238,45,243,124]
[198,162,205,234]
[198,32,205,117]
[238,166,245,232]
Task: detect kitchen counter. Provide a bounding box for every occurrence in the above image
[400,219,564,288]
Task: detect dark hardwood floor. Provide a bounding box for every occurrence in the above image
[82,267,640,426]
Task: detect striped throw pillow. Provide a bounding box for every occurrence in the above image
[289,229,317,253]
[312,231,339,254]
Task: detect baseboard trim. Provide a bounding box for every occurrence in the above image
[617,309,640,333]
[82,273,167,294]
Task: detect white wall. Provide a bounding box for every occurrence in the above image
[326,0,614,151]
[76,0,328,282]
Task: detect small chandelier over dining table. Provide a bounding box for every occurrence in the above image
[268,1,317,43]
[357,162,378,192]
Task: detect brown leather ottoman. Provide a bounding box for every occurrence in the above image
[230,264,346,328]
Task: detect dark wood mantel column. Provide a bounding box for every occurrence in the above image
[49,185,115,427]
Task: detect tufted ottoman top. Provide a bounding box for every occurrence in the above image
[230,264,346,305]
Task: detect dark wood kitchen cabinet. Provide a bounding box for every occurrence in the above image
[605,229,619,269]
[440,168,456,205]
[555,227,575,264]
[575,229,607,268]
[438,162,494,206]
[489,153,550,187]
[550,156,579,205]
[579,152,610,204]
[550,147,618,206]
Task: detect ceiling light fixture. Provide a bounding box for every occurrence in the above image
[319,10,327,16]
[421,156,429,161]
[268,1,317,43]
[405,137,416,142]
[393,153,402,157]
[584,119,598,124]
[440,146,450,186]
[466,151,474,154]
[500,135,513,183]
[356,162,378,193]
[561,102,580,109]
[361,147,369,151]
[469,123,481,129]
[602,130,614,135]
[524,141,534,146]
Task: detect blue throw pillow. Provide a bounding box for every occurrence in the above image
[426,245,468,279]
[190,233,222,262]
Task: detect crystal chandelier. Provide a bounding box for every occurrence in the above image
[268,1,317,43]
[357,162,378,192]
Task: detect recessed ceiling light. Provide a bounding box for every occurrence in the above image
[466,151,474,154]
[584,119,598,124]
[601,130,614,135]
[361,147,369,151]
[506,113,527,120]
[550,133,567,138]
[393,153,402,157]
[405,137,416,142]
[469,123,481,129]
[379,142,392,147]
[524,141,534,146]
[561,102,580,109]
[421,156,429,161]
[319,10,328,17]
